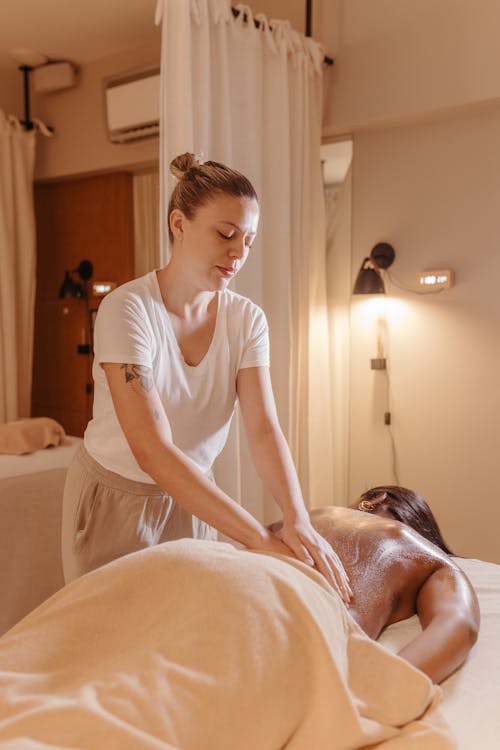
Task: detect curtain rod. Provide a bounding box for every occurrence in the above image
[230,6,334,66]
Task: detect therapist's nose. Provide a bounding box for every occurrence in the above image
[228,238,247,259]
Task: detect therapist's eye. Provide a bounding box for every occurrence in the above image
[217,230,234,240]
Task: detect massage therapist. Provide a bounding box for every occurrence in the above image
[61,153,351,603]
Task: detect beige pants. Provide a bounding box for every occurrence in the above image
[61,445,216,583]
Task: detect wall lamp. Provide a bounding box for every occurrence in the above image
[353,243,395,294]
[59,260,93,299]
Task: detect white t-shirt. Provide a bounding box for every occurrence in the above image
[84,271,270,483]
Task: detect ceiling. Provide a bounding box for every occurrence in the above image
[0,0,159,76]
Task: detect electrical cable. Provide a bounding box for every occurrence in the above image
[378,299,401,485]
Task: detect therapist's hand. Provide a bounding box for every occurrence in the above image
[280,517,353,603]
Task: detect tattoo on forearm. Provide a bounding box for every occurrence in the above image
[120,364,153,394]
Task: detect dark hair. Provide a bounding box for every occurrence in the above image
[167,153,258,242]
[358,485,454,555]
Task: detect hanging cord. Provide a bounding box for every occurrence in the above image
[380,308,401,485]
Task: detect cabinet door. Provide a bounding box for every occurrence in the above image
[32,172,134,437]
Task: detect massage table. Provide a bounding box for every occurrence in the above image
[0,437,82,635]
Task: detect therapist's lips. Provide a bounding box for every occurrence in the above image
[216,265,236,278]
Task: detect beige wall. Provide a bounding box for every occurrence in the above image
[322,0,500,134]
[250,0,305,31]
[320,1,500,562]
[347,101,500,563]
[33,37,161,181]
[0,73,23,119]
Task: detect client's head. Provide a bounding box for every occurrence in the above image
[353,485,454,555]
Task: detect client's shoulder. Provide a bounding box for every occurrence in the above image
[310,506,407,537]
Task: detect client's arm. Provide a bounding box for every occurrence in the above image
[398,563,480,683]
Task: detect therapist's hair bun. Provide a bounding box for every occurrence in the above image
[167,152,258,243]
[170,153,204,180]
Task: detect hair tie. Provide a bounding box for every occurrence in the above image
[358,499,375,512]
[358,491,388,512]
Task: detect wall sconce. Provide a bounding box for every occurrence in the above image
[58,260,93,298]
[353,243,395,294]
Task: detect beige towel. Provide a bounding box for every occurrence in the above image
[0,417,66,455]
[0,540,455,749]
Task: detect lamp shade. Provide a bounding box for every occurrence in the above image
[58,260,93,299]
[75,260,93,281]
[59,271,83,298]
[353,258,385,294]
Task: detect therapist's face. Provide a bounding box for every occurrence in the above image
[169,193,259,291]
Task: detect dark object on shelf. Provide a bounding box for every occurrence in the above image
[59,260,94,299]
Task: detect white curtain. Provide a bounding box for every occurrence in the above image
[155,0,333,520]
[133,170,161,277]
[0,112,37,422]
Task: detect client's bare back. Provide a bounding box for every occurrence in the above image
[272,507,459,637]
[308,508,450,637]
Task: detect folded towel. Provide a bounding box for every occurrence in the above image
[0,418,66,455]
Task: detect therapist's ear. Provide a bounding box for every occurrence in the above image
[169,209,186,242]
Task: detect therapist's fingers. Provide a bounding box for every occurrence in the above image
[281,527,352,603]
[308,544,353,603]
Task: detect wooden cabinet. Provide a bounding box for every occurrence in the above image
[32,172,134,436]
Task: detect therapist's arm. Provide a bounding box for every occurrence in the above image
[236,365,352,602]
[102,362,291,555]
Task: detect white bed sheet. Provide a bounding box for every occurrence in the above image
[379,557,500,749]
[0,437,82,635]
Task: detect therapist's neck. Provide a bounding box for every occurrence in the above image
[157,262,215,317]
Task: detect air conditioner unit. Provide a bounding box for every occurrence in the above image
[104,66,160,144]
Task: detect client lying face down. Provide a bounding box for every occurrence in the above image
[269,485,479,685]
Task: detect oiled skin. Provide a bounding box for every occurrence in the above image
[269,506,480,683]
[304,507,446,637]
